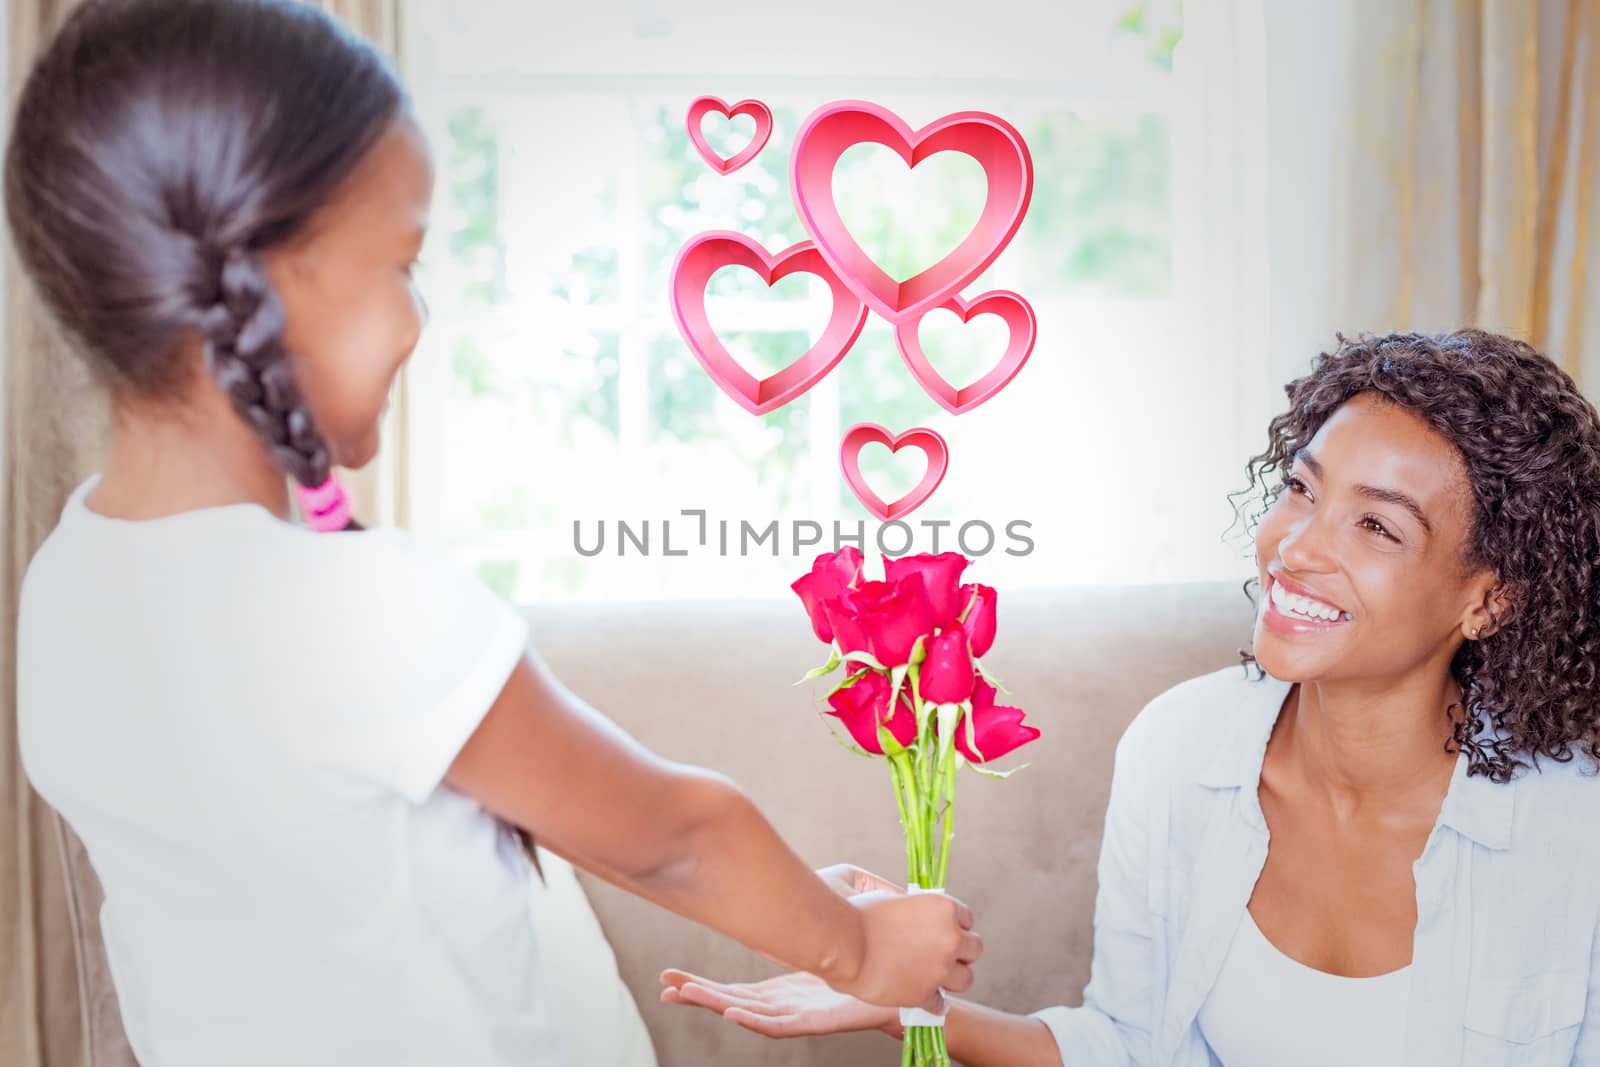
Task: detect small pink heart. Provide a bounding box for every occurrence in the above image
[840,423,950,522]
[894,290,1037,415]
[670,231,868,416]
[791,100,1033,324]
[687,96,774,175]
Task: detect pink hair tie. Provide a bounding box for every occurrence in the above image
[297,474,352,532]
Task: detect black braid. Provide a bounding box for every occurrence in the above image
[4,0,561,875]
[196,246,363,531]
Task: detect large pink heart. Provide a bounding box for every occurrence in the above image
[670,231,868,416]
[839,423,950,522]
[791,100,1034,325]
[894,290,1037,415]
[687,96,774,176]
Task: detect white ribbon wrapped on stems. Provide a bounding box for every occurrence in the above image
[897,883,950,1029]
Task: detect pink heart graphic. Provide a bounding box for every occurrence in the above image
[894,290,1037,415]
[840,423,950,522]
[791,100,1033,325]
[670,231,868,416]
[687,96,774,175]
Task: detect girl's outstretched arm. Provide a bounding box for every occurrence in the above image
[444,648,982,1012]
[660,689,1173,1067]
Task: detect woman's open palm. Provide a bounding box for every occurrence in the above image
[659,968,898,1039]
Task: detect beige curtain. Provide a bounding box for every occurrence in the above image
[2,6,111,1066]
[1,3,407,1065]
[1335,0,1600,386]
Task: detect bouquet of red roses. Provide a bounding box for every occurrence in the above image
[792,549,1040,1067]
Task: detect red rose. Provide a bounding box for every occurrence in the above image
[956,584,997,658]
[827,670,917,754]
[954,676,1040,764]
[919,629,975,705]
[884,552,969,628]
[839,573,936,668]
[824,598,874,661]
[791,548,866,644]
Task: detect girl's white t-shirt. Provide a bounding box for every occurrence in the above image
[17,473,564,1067]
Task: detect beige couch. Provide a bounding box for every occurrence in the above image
[529,580,1253,1067]
[58,579,1253,1065]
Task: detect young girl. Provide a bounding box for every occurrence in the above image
[663,330,1600,1066]
[6,2,980,1064]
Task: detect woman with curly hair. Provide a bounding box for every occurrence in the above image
[659,328,1600,1066]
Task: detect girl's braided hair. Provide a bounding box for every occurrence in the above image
[6,0,546,868]
[6,0,390,516]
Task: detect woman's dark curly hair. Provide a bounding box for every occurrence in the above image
[1228,329,1600,783]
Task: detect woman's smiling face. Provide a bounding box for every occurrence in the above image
[1253,392,1501,685]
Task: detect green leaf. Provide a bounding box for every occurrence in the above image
[935,703,962,764]
[974,659,1014,696]
[794,649,843,685]
[915,693,935,739]
[968,761,1031,781]
[842,649,887,671]
[826,727,877,759]
[957,588,980,623]
[888,663,911,721]
[821,668,871,701]
[962,703,985,762]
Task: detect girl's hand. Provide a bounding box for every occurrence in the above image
[742,882,977,1010]
[748,865,906,969]
[660,968,900,1039]
[844,889,980,1011]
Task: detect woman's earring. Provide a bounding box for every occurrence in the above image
[1471,625,1483,640]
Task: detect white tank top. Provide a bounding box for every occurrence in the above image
[1198,908,1410,1067]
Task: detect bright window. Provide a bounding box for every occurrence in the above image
[400,0,1268,603]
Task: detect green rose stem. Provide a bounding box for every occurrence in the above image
[928,705,960,1067]
[906,663,938,886]
[927,747,938,883]
[888,753,914,886]
[935,715,960,890]
[888,752,922,885]
[891,741,945,1067]
[894,662,958,1067]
